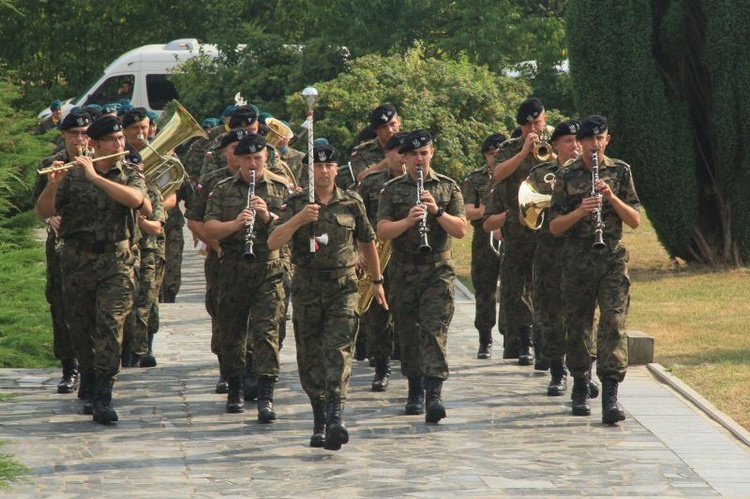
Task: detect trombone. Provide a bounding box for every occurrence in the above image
[37,151,130,175]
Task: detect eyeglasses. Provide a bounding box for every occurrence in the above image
[66,131,89,138]
[98,135,126,144]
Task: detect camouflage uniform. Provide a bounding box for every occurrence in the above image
[181,124,224,185]
[205,171,289,380]
[271,188,375,401]
[33,152,75,364]
[549,155,640,382]
[161,182,192,302]
[357,169,398,362]
[281,146,306,187]
[462,166,504,342]
[123,182,166,357]
[377,169,465,380]
[338,139,385,189]
[56,162,145,378]
[185,166,234,358]
[493,137,539,356]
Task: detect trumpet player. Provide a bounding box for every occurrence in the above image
[33,110,93,395]
[268,143,386,451]
[492,97,548,364]
[356,130,409,391]
[377,130,466,424]
[526,120,580,396]
[35,115,151,424]
[549,115,640,424]
[342,104,401,189]
[463,133,507,360]
[203,134,290,422]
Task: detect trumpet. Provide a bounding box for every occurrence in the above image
[37,151,131,175]
[532,129,553,162]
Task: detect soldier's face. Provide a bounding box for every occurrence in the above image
[64,127,90,153]
[521,113,546,137]
[553,135,581,163]
[124,119,150,148]
[94,133,126,156]
[385,148,404,171]
[376,116,401,144]
[223,143,240,172]
[580,132,610,157]
[483,150,498,166]
[404,145,434,178]
[238,150,267,180]
[313,162,338,189]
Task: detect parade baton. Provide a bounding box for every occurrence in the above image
[301,86,318,253]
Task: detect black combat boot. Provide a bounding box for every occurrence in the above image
[139,333,157,367]
[257,377,277,423]
[477,330,492,360]
[601,380,626,424]
[518,326,535,366]
[57,358,79,394]
[547,358,568,396]
[424,377,447,424]
[354,336,367,362]
[78,370,95,415]
[371,358,391,392]
[571,376,591,416]
[324,398,349,451]
[310,400,326,448]
[404,376,424,415]
[243,354,258,401]
[121,350,140,368]
[226,375,245,413]
[92,374,118,424]
[589,369,600,399]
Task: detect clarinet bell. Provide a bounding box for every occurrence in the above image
[243,242,257,260]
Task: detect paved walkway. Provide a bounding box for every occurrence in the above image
[2,230,750,497]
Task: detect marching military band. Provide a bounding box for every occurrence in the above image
[33,94,640,449]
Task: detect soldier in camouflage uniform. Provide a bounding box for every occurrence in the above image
[35,116,151,424]
[160,182,191,303]
[121,153,167,369]
[377,130,467,424]
[356,131,408,391]
[182,117,226,186]
[204,134,290,422]
[463,133,507,360]
[338,104,401,190]
[33,110,94,394]
[527,120,580,396]
[185,130,246,394]
[269,143,385,451]
[493,98,547,365]
[549,115,640,425]
[201,106,259,178]
[32,99,63,135]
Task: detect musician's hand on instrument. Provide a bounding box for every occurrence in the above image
[408,204,425,225]
[251,196,269,221]
[421,190,438,214]
[76,155,96,180]
[579,195,602,214]
[596,179,613,200]
[47,167,67,186]
[522,132,538,154]
[235,208,253,229]
[48,215,62,232]
[373,284,389,311]
[491,229,503,242]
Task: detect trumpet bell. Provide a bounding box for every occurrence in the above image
[518,179,552,230]
[265,117,294,148]
[533,142,553,162]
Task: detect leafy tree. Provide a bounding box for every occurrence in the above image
[285,45,531,180]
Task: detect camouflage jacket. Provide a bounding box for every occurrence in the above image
[549,154,640,241]
[184,166,233,222]
[182,124,224,183]
[357,168,402,229]
[340,138,386,189]
[377,168,466,256]
[493,136,542,227]
[138,182,166,252]
[461,166,494,229]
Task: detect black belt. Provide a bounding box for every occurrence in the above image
[221,250,280,262]
[64,239,130,254]
[295,265,356,279]
[392,250,452,265]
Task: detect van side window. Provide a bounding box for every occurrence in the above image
[85,74,135,106]
[146,74,179,111]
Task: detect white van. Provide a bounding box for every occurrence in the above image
[38,38,219,119]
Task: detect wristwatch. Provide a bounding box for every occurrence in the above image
[371,275,384,285]
[434,207,445,218]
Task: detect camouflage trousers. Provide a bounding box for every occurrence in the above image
[217,254,284,379]
[204,249,221,356]
[162,222,184,299]
[149,253,165,335]
[534,234,565,360]
[388,258,455,380]
[280,257,293,348]
[561,239,630,382]
[123,249,164,356]
[45,232,75,361]
[470,228,503,337]
[292,268,358,402]
[60,242,136,377]
[500,222,536,354]
[361,276,394,361]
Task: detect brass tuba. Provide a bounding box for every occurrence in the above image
[518,172,555,230]
[141,101,208,197]
[357,240,392,315]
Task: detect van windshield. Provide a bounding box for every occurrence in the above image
[84,74,135,107]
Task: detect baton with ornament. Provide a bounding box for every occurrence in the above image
[301,87,318,253]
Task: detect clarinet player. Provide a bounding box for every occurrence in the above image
[548,115,641,424]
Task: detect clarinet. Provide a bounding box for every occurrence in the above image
[416,165,432,254]
[243,170,257,259]
[591,152,606,249]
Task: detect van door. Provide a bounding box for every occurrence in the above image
[83,73,136,106]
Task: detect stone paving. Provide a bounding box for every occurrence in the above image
[2,231,750,497]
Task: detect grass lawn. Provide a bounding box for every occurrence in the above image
[454,213,750,431]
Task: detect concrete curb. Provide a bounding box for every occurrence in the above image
[454,278,474,302]
[647,363,750,448]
